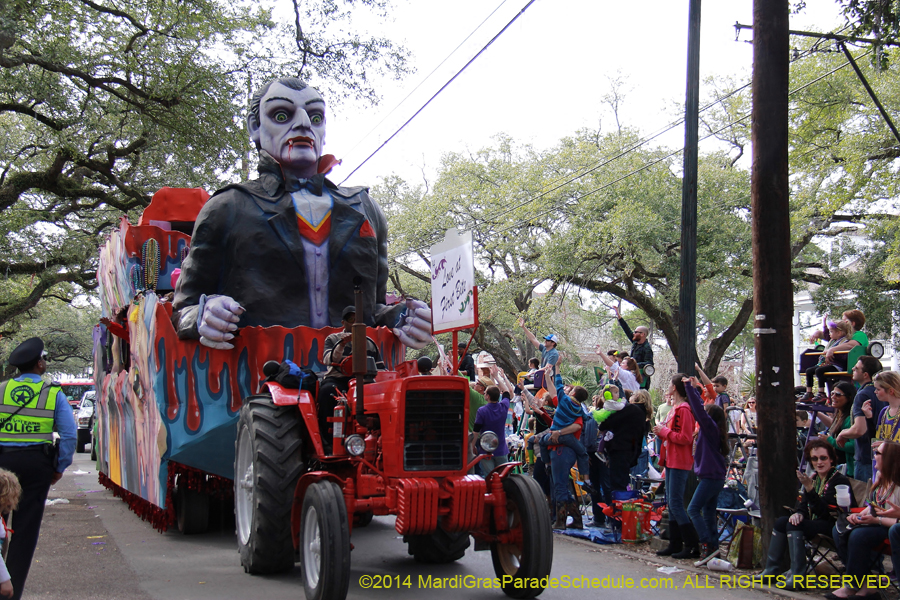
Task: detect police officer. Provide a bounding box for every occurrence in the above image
[0,337,75,600]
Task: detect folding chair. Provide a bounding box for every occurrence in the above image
[717,508,749,545]
[808,533,843,575]
[807,482,870,578]
[569,467,593,518]
[725,406,756,480]
[869,540,900,592]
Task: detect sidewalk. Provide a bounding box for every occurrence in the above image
[23,461,150,600]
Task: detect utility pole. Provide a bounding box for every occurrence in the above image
[677,0,701,375]
[751,0,797,549]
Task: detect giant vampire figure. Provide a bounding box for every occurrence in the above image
[172,78,431,348]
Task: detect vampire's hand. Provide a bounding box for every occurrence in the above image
[393,298,432,349]
[198,294,245,350]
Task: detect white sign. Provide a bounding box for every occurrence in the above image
[430,228,475,334]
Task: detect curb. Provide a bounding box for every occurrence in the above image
[554,532,822,600]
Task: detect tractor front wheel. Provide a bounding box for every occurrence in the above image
[491,474,553,599]
[300,480,351,600]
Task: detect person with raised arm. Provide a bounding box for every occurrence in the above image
[681,376,730,565]
[518,317,559,378]
[614,305,653,389]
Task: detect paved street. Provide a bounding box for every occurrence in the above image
[23,452,793,600]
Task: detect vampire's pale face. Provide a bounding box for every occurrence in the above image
[251,83,326,179]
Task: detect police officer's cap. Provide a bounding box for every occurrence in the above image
[8,337,44,369]
[341,306,356,320]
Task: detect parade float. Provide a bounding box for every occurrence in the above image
[93,187,553,600]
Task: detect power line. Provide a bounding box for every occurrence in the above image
[338,0,540,185]
[338,0,513,166]
[390,49,868,272]
[474,31,849,226]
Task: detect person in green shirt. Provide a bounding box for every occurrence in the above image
[469,376,491,431]
[823,309,868,364]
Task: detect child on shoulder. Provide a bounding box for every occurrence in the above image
[537,365,593,488]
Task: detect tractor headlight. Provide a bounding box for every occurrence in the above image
[344,434,366,456]
[479,431,499,453]
[643,364,655,376]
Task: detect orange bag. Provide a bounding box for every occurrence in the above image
[620,500,651,543]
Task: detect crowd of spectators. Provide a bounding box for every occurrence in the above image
[427,305,899,593]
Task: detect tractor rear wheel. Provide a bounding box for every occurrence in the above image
[235,395,305,574]
[405,526,470,563]
[491,474,553,599]
[300,480,351,600]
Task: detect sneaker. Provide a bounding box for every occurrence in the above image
[797,392,813,403]
[585,516,607,528]
[813,391,828,404]
[694,544,721,566]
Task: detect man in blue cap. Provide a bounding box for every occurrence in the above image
[518,318,560,378]
[0,337,76,600]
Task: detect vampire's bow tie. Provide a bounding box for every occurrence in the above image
[287,173,326,195]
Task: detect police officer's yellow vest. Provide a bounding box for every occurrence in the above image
[0,379,59,443]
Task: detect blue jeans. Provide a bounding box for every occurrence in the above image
[631,447,649,480]
[687,478,724,545]
[833,523,889,579]
[888,524,900,576]
[550,445,577,503]
[854,462,873,484]
[665,467,691,526]
[539,432,589,479]
[480,453,508,474]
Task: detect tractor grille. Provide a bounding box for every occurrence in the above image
[403,390,465,471]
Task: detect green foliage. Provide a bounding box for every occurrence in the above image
[0,297,99,376]
[835,0,900,65]
[0,0,409,336]
[381,42,900,381]
[558,364,602,399]
[740,370,757,399]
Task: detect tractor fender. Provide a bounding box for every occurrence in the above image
[291,471,346,550]
[263,382,325,457]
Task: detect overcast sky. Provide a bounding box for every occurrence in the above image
[313,0,846,188]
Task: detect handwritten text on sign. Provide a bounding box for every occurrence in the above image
[430,229,475,334]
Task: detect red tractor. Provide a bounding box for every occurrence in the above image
[234,299,553,600]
